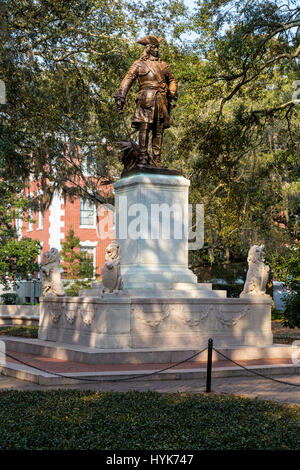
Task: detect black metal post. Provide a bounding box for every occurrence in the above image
[206,338,213,393]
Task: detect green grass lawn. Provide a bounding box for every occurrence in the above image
[0,390,299,450]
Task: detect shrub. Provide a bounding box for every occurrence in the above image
[63,279,93,296]
[271,308,284,321]
[282,290,300,328]
[268,246,300,328]
[0,325,38,338]
[0,293,17,304]
[213,283,243,298]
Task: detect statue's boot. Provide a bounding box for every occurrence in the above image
[138,123,150,165]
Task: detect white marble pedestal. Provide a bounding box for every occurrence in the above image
[38,171,273,351]
[38,295,273,349]
[114,173,198,290]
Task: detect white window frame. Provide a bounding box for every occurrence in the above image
[80,198,96,228]
[37,210,44,230]
[37,241,43,279]
[15,215,23,239]
[80,241,97,278]
[27,208,33,232]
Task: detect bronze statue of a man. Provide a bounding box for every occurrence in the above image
[114,35,178,166]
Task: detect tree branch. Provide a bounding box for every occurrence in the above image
[251,100,300,117]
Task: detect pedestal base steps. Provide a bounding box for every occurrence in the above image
[0,336,297,386]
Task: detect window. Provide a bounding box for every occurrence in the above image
[15,217,22,239]
[37,242,43,279]
[38,210,43,229]
[82,153,95,177]
[28,208,33,232]
[80,199,95,226]
[80,246,95,278]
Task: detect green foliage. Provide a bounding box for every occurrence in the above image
[0,238,41,284]
[0,0,299,277]
[194,262,246,296]
[0,0,188,207]
[0,325,38,338]
[213,283,243,298]
[61,228,95,280]
[0,182,28,242]
[0,390,299,449]
[173,0,300,265]
[269,247,300,289]
[0,293,17,304]
[0,182,41,286]
[268,246,300,327]
[0,179,41,286]
[195,262,246,281]
[271,308,284,321]
[283,291,300,328]
[63,279,93,297]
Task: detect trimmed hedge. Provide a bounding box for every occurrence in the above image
[0,325,38,338]
[213,283,243,298]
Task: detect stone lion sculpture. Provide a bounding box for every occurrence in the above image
[101,241,123,296]
[41,248,65,298]
[240,245,270,297]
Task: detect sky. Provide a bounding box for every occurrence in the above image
[184,0,196,8]
[181,0,198,43]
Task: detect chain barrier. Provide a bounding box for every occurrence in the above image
[2,340,300,389]
[1,347,208,384]
[213,346,300,388]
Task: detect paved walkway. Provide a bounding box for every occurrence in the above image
[1,373,300,404]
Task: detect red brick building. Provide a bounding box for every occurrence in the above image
[19,179,114,278]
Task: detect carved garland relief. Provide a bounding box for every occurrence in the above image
[175,304,214,327]
[49,302,252,329]
[132,305,172,328]
[49,303,96,326]
[216,305,252,327]
[49,305,63,324]
[81,307,96,326]
[64,307,77,324]
[132,303,251,329]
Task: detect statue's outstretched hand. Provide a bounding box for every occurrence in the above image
[168,92,178,110]
[169,91,178,102]
[115,97,125,113]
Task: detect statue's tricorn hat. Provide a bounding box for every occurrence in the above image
[137,35,162,46]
